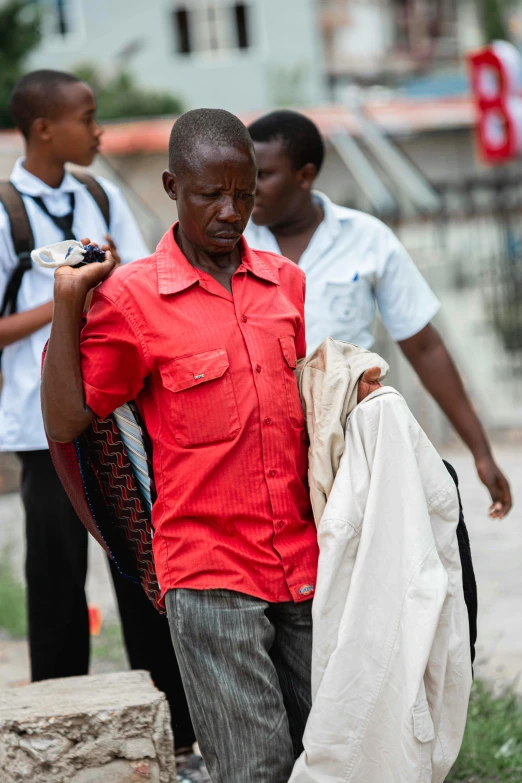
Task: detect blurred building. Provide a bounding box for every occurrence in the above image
[25,0,326,113]
[319,0,483,98]
[5,0,522,434]
[25,0,489,107]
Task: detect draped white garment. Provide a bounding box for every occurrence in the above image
[292,341,471,783]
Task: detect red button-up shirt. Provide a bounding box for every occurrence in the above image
[80,226,318,604]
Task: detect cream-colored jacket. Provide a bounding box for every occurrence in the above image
[291,339,472,783]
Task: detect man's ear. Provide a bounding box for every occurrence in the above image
[297,162,318,193]
[32,117,52,143]
[162,169,178,201]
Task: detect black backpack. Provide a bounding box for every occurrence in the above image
[0,172,111,318]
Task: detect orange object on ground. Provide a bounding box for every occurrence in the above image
[88,605,103,636]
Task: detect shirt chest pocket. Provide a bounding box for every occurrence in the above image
[159,348,241,447]
[323,280,361,323]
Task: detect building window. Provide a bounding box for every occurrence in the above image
[33,0,82,43]
[173,1,252,56]
[53,0,68,35]
[391,0,458,58]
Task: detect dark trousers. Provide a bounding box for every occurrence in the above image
[18,449,195,749]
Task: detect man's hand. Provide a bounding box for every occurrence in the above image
[475,454,512,519]
[399,324,513,519]
[103,234,121,265]
[42,237,107,443]
[357,366,382,404]
[54,237,116,301]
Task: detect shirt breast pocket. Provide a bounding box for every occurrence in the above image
[323,280,360,325]
[160,348,241,447]
[279,336,305,429]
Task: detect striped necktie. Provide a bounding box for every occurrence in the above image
[112,403,153,514]
[30,193,76,240]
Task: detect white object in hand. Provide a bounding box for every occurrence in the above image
[31,240,87,269]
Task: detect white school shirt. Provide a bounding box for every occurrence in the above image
[0,158,150,452]
[244,191,440,353]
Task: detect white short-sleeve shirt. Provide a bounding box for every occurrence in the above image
[244,191,440,354]
[0,158,150,452]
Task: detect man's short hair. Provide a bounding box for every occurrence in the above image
[248,110,325,174]
[9,70,84,139]
[169,108,254,175]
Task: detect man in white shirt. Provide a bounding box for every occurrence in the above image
[245,110,511,519]
[0,70,197,762]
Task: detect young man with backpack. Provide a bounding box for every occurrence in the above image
[0,70,199,771]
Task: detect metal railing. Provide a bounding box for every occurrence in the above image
[377,175,522,430]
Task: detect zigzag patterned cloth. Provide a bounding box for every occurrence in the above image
[112,404,153,513]
[47,401,163,613]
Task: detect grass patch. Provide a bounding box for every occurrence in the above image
[448,680,522,782]
[91,619,128,673]
[0,548,26,638]
[0,544,128,673]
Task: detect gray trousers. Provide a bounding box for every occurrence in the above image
[165,588,313,783]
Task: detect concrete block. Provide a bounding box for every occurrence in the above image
[0,670,176,783]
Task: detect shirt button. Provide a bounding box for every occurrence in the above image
[241,315,248,322]
[264,417,271,425]
[255,365,262,373]
[269,469,276,477]
[277,520,284,529]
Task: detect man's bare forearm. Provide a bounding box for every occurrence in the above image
[399,325,490,458]
[41,244,116,442]
[400,324,511,516]
[0,301,53,349]
[41,277,94,442]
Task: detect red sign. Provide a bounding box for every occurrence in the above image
[467,41,522,163]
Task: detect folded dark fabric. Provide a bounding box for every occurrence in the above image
[444,460,478,666]
[43,337,162,612]
[47,401,163,612]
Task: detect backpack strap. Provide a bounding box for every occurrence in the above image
[72,172,111,230]
[0,182,34,317]
[0,174,110,318]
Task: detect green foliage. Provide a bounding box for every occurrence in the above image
[74,64,184,122]
[480,0,509,42]
[448,680,522,782]
[0,547,26,639]
[0,0,40,129]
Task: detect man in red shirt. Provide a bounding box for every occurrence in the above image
[41,109,380,783]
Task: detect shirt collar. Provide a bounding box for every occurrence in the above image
[240,238,279,285]
[311,190,343,242]
[10,158,86,197]
[156,224,279,295]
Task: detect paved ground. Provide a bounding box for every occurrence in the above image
[445,443,522,691]
[0,441,521,690]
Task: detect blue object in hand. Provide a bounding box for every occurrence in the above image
[82,244,106,265]
[65,243,106,268]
